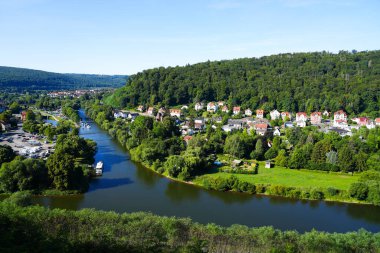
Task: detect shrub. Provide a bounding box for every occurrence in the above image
[349,182,369,200]
[310,189,325,200]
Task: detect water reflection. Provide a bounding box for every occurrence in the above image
[89,178,133,192]
[165,181,201,203]
[134,163,161,187]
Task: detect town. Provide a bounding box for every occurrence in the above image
[112,101,380,141]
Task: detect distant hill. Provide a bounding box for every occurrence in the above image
[107,50,380,115]
[0,66,128,91]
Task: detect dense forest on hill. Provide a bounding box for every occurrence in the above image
[108,50,380,115]
[0,66,127,91]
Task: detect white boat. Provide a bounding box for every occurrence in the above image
[95,161,104,176]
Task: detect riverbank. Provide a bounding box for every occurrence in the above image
[128,149,371,206]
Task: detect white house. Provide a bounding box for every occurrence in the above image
[256,109,264,119]
[169,109,182,118]
[334,110,347,122]
[194,102,204,111]
[310,112,322,124]
[323,110,330,117]
[296,112,308,127]
[270,110,281,120]
[207,102,218,112]
[244,109,252,116]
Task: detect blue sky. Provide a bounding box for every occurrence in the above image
[0,0,379,75]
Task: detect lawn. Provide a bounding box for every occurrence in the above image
[195,162,359,190]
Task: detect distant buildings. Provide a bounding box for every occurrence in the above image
[169,109,182,118]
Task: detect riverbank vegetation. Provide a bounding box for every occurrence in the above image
[84,101,380,205]
[1,194,380,253]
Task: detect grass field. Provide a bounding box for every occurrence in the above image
[194,162,359,190]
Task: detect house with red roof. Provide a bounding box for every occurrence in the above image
[310,112,322,125]
[233,106,241,115]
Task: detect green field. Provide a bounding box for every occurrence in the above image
[195,162,359,190]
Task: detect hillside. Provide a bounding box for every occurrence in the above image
[107,50,380,115]
[0,66,128,91]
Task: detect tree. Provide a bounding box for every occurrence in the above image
[338,146,356,173]
[164,155,185,178]
[288,147,307,169]
[250,139,265,160]
[46,152,88,191]
[349,182,369,200]
[0,145,15,167]
[311,140,331,164]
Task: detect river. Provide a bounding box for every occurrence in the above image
[34,110,380,233]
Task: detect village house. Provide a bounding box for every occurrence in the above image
[194,117,206,130]
[256,109,264,119]
[254,123,268,136]
[169,109,182,118]
[334,110,347,123]
[183,135,193,145]
[366,120,376,129]
[270,110,281,120]
[194,102,204,111]
[296,112,308,127]
[244,108,252,116]
[376,118,380,127]
[281,112,291,121]
[207,102,218,113]
[217,101,225,107]
[352,117,369,127]
[233,106,241,115]
[221,105,229,113]
[146,107,155,116]
[137,105,145,112]
[323,110,330,117]
[310,112,322,125]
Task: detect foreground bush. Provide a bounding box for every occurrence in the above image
[0,200,379,253]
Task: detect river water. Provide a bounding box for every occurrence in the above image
[34,110,380,233]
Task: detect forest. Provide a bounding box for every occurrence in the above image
[107,50,380,116]
[0,66,127,91]
[1,193,380,253]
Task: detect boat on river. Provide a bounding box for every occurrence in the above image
[94,161,104,176]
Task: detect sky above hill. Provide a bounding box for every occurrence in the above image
[0,0,379,75]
